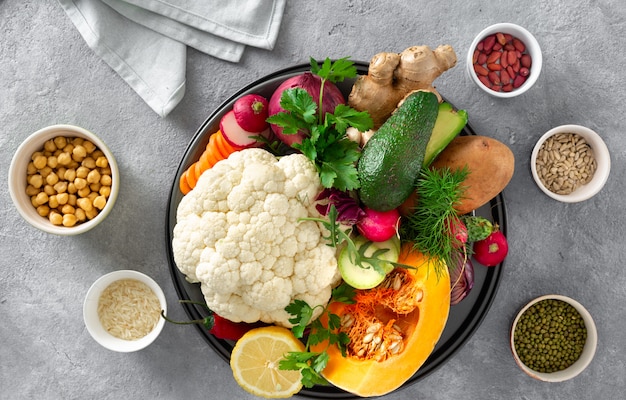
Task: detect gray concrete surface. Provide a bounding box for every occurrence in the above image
[2,1,625,399]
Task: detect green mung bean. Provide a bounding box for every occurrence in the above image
[513,299,587,373]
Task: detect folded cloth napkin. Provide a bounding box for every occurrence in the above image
[101,0,246,62]
[57,0,286,117]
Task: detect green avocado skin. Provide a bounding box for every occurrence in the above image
[358,91,439,211]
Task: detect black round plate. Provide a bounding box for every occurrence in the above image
[165,62,506,399]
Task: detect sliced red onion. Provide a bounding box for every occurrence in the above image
[449,252,475,306]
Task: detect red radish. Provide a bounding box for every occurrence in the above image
[356,207,401,242]
[447,216,468,249]
[219,110,270,148]
[233,94,270,133]
[472,227,508,267]
[268,72,345,146]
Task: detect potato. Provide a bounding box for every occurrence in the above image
[430,135,514,215]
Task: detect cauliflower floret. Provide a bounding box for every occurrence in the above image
[172,148,341,327]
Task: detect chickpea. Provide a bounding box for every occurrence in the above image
[33,155,47,169]
[99,185,111,198]
[77,187,91,198]
[62,213,77,227]
[35,192,49,205]
[74,177,87,190]
[61,204,76,215]
[43,184,55,196]
[53,136,67,149]
[57,192,69,205]
[77,197,93,212]
[53,181,68,194]
[37,205,50,217]
[39,166,52,178]
[28,174,43,189]
[76,166,89,179]
[56,167,67,179]
[64,168,76,182]
[93,195,107,210]
[25,185,40,196]
[44,139,57,153]
[95,156,109,168]
[48,195,59,209]
[82,157,96,169]
[57,152,72,166]
[100,174,112,186]
[62,142,74,153]
[27,135,109,227]
[46,172,59,186]
[47,156,58,169]
[86,169,101,184]
[83,140,96,154]
[27,162,37,175]
[72,145,87,161]
[49,211,63,225]
[85,207,98,220]
[75,208,86,222]
[89,182,101,192]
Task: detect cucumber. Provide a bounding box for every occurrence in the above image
[358,91,439,211]
[423,102,468,167]
[338,235,400,289]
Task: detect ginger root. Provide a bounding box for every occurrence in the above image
[348,45,457,128]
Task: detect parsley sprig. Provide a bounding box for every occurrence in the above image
[267,57,373,191]
[279,284,354,388]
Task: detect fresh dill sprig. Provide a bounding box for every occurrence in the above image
[400,166,469,277]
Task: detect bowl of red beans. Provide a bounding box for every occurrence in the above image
[467,23,542,98]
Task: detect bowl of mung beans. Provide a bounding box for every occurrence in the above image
[510,294,597,382]
[531,124,610,202]
[8,124,119,235]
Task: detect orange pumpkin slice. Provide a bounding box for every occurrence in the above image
[312,245,450,397]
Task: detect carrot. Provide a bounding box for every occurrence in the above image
[178,130,244,195]
[179,170,192,195]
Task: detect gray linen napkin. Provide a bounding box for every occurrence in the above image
[57,0,286,117]
[102,0,246,62]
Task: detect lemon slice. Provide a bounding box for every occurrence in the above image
[230,326,305,398]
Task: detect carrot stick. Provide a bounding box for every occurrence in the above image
[179,170,192,195]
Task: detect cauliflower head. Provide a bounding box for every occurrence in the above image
[172,148,340,327]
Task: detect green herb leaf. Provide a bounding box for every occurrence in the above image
[326,104,373,134]
[311,57,358,83]
[331,283,356,304]
[285,299,315,338]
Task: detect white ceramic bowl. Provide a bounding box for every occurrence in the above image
[83,270,167,352]
[531,124,610,202]
[510,294,597,382]
[467,23,542,98]
[8,124,120,235]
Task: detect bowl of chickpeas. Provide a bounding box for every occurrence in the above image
[8,124,119,235]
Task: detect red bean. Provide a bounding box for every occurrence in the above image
[472,31,533,92]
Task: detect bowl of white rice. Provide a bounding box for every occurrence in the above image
[83,270,167,352]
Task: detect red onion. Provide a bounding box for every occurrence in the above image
[449,252,474,306]
[315,188,364,225]
[268,72,346,146]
